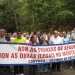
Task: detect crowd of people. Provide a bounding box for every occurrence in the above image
[0,28,75,75]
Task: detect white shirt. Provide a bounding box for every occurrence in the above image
[49,35,63,44]
[0,37,7,42]
[10,37,15,42]
[26,39,30,44]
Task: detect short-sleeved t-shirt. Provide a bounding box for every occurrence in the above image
[13,38,25,43]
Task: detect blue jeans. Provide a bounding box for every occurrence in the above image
[69,60,75,67]
[39,64,48,72]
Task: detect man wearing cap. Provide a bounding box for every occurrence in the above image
[49,30,63,71]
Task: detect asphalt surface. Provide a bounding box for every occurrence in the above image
[24,62,75,75]
[0,63,75,75]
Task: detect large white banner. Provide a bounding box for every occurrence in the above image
[0,43,75,65]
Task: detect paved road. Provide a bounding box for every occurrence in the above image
[0,63,75,75]
[24,63,75,75]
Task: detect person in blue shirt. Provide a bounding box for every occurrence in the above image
[67,31,71,40]
[63,32,69,44]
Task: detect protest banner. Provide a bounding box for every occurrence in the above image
[0,43,75,65]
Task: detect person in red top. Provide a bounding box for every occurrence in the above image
[29,35,38,75]
[29,35,38,44]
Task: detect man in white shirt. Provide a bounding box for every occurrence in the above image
[49,30,63,71]
[69,29,75,69]
[0,29,10,74]
[0,29,7,42]
[0,29,1,37]
[49,31,63,44]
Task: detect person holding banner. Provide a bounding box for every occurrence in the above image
[29,35,38,75]
[13,30,25,75]
[63,31,69,44]
[69,29,75,69]
[49,30,63,71]
[0,29,1,37]
[39,34,49,72]
[70,28,75,42]
[0,29,10,42]
[0,29,10,75]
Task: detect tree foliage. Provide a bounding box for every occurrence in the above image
[0,0,75,32]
